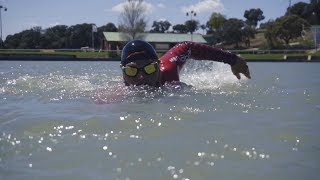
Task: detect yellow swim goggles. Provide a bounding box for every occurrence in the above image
[121,61,158,77]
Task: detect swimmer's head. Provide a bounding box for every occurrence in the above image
[121,40,158,66]
[120,40,160,87]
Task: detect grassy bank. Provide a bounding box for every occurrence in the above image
[0,50,112,58]
[0,50,319,61]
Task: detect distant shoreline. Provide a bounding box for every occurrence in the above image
[0,54,320,62]
[0,54,120,61]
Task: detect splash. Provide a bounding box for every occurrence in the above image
[180,60,246,90]
[1,61,248,103]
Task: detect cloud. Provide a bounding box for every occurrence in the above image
[48,22,60,27]
[111,1,154,14]
[157,3,165,8]
[23,22,40,29]
[158,18,168,22]
[181,0,225,14]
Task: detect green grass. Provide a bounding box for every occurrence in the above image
[0,51,111,58]
[241,53,314,60]
[0,50,319,60]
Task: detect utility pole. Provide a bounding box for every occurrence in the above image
[0,5,7,47]
[288,0,292,15]
[92,24,97,50]
[186,10,196,42]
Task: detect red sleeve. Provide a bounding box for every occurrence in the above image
[159,41,239,84]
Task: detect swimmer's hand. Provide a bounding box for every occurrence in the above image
[231,58,251,80]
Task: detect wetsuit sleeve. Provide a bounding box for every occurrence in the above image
[159,41,239,84]
[182,41,239,65]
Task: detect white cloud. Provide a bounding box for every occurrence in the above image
[48,22,60,27]
[111,1,154,14]
[158,18,167,22]
[157,3,165,8]
[23,22,40,29]
[182,0,225,14]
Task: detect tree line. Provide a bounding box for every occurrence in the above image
[3,0,319,50]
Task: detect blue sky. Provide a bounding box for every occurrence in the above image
[0,0,310,39]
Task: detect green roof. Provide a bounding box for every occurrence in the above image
[103,32,207,43]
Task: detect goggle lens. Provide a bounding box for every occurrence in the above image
[144,64,156,74]
[124,67,138,77]
[122,62,158,77]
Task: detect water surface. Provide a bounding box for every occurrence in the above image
[0,60,320,180]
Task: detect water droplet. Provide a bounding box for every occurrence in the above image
[80,135,86,139]
[173,174,178,179]
[116,167,122,173]
[179,169,184,173]
[103,146,108,150]
[46,147,52,152]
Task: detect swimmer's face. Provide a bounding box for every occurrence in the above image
[121,59,160,87]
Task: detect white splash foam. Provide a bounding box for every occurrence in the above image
[180,60,244,90]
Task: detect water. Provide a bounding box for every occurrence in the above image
[0,60,319,180]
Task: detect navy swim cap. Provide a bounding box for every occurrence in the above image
[121,40,158,65]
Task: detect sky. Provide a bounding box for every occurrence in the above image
[0,0,311,39]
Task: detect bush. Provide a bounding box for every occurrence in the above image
[108,51,119,58]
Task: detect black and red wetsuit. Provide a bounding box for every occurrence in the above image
[159,41,239,85]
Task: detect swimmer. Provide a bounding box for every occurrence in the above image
[120,40,251,87]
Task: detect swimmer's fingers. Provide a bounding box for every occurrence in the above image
[231,58,251,80]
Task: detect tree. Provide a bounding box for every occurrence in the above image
[200,24,207,34]
[4,33,22,49]
[286,1,320,25]
[221,18,245,48]
[172,24,188,33]
[244,8,265,28]
[308,0,320,24]
[242,26,256,47]
[40,25,68,49]
[150,20,171,33]
[260,20,274,29]
[265,15,310,46]
[207,12,226,33]
[277,15,310,45]
[101,23,118,32]
[264,20,279,48]
[13,27,42,49]
[286,2,309,18]
[95,23,118,49]
[185,20,199,35]
[118,0,147,39]
[68,23,93,48]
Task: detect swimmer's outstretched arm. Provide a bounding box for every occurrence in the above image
[163,41,251,80]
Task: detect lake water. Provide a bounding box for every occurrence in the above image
[0,60,320,180]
